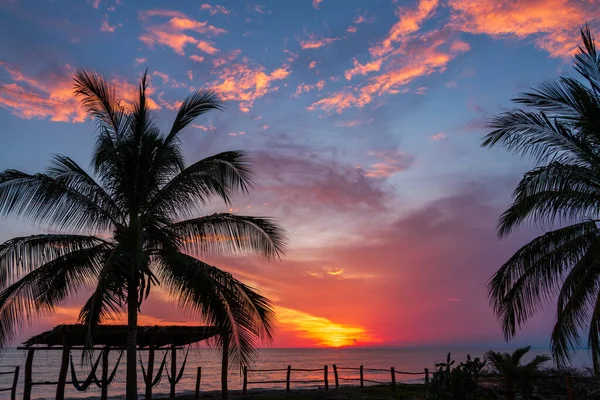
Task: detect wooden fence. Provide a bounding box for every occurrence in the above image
[242,365,329,395]
[0,366,20,400]
[333,365,429,392]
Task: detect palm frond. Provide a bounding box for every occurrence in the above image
[588,291,600,375]
[0,234,109,286]
[510,346,532,365]
[488,221,599,339]
[155,250,275,369]
[0,169,118,232]
[574,25,600,98]
[524,354,551,371]
[165,90,223,146]
[166,213,287,260]
[0,243,109,349]
[147,151,254,217]
[497,163,600,237]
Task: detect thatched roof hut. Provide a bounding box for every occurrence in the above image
[23,324,218,348]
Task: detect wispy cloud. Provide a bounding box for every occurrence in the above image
[200,4,230,16]
[430,132,447,141]
[299,36,339,49]
[138,9,226,55]
[364,150,414,178]
[448,0,600,58]
[100,15,116,33]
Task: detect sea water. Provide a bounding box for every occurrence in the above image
[0,347,593,399]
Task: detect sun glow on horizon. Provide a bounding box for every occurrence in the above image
[275,306,378,347]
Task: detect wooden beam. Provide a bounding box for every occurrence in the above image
[286,365,291,392]
[195,367,201,399]
[101,346,110,400]
[390,367,395,392]
[10,366,19,400]
[169,346,177,400]
[359,365,364,389]
[145,346,155,400]
[55,345,70,400]
[242,366,247,396]
[333,364,339,389]
[324,365,328,391]
[23,348,34,400]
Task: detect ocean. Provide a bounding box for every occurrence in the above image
[0,347,593,399]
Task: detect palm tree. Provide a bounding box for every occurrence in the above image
[485,346,550,400]
[482,25,600,374]
[0,69,287,399]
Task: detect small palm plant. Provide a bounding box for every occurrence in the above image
[485,346,550,400]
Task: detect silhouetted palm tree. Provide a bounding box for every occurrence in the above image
[0,69,287,399]
[482,25,600,374]
[485,346,550,400]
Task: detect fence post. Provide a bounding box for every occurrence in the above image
[10,366,19,400]
[286,365,291,392]
[391,367,395,392]
[195,367,201,399]
[242,367,247,395]
[360,365,364,388]
[324,365,328,391]
[424,368,429,386]
[170,346,177,400]
[333,364,339,389]
[565,373,574,400]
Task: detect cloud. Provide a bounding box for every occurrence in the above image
[448,0,600,58]
[100,15,116,33]
[88,0,101,9]
[294,80,325,96]
[299,36,339,49]
[211,62,289,112]
[135,57,147,66]
[344,58,383,80]
[138,9,226,55]
[347,26,357,34]
[212,49,241,67]
[197,40,219,55]
[364,150,414,178]
[308,30,470,113]
[370,0,439,57]
[0,63,159,123]
[430,132,447,141]
[200,4,230,16]
[189,54,205,63]
[312,0,324,9]
[309,60,318,69]
[334,118,373,127]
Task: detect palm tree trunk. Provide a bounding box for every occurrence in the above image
[126,278,138,400]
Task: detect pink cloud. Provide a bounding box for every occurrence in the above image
[138,9,226,55]
[294,80,325,96]
[135,57,147,66]
[197,40,219,55]
[364,150,414,178]
[312,0,323,9]
[344,58,383,80]
[448,0,600,58]
[200,4,230,16]
[189,54,205,63]
[299,36,339,49]
[430,132,447,141]
[100,15,116,33]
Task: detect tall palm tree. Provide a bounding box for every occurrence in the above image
[482,25,600,374]
[0,69,287,399]
[485,346,550,400]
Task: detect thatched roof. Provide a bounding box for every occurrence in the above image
[23,324,219,348]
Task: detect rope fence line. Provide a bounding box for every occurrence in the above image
[332,364,429,392]
[242,365,329,394]
[0,366,19,400]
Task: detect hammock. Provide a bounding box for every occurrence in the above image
[166,346,190,385]
[70,351,102,392]
[140,349,169,387]
[92,349,124,388]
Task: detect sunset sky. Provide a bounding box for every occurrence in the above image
[1,0,599,349]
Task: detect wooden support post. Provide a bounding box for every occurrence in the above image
[221,336,229,400]
[333,364,339,389]
[242,367,247,396]
[286,365,291,392]
[324,365,328,391]
[391,367,395,392]
[360,365,364,389]
[101,346,110,400]
[565,373,574,400]
[145,346,155,400]
[55,345,70,400]
[170,346,177,400]
[424,368,429,385]
[23,348,34,400]
[10,366,19,400]
[194,366,201,399]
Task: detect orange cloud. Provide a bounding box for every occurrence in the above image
[312,0,323,9]
[309,60,318,69]
[309,32,470,113]
[344,58,383,80]
[370,0,439,57]
[0,63,159,123]
[275,306,377,348]
[200,4,230,16]
[138,9,226,55]
[212,62,290,112]
[294,80,325,96]
[191,124,216,131]
[212,49,241,67]
[190,54,205,63]
[347,26,357,33]
[299,36,338,49]
[364,150,413,178]
[448,0,600,58]
[334,118,373,127]
[100,15,116,33]
[197,40,219,55]
[135,57,147,66]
